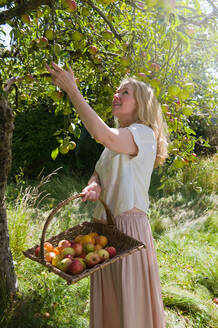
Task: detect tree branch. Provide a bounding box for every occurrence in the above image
[83,0,123,42]
[0,0,51,25]
[178,8,217,27]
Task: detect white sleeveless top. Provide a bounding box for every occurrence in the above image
[93,123,157,221]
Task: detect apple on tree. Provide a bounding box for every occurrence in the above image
[62,0,77,12]
[36,37,48,48]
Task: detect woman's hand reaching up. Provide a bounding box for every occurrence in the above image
[45,62,78,94]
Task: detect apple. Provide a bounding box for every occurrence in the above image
[56,258,72,272]
[35,246,40,257]
[69,141,76,150]
[85,252,101,268]
[122,43,129,51]
[89,45,97,55]
[78,258,86,269]
[81,7,90,16]
[138,2,145,9]
[95,235,108,248]
[67,258,84,275]
[45,29,54,41]
[21,14,31,24]
[94,244,103,251]
[137,72,146,80]
[71,242,83,256]
[61,247,75,257]
[52,254,63,266]
[96,249,110,263]
[58,239,71,250]
[83,242,95,254]
[37,37,48,48]
[72,31,83,41]
[74,235,84,243]
[151,63,161,72]
[102,30,113,40]
[168,85,180,97]
[62,0,77,12]
[44,242,54,252]
[105,246,117,258]
[120,56,130,67]
[45,251,56,263]
[63,254,74,261]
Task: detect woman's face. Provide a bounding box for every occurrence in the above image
[112,83,138,124]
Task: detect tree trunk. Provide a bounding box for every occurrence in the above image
[0,97,18,299]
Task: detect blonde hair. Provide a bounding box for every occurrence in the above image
[119,77,168,167]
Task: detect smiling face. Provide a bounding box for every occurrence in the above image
[112,83,138,127]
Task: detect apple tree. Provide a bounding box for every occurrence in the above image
[0,0,217,298]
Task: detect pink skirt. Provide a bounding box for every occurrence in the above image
[90,213,165,328]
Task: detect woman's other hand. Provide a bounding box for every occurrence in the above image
[81,182,102,202]
[45,62,78,94]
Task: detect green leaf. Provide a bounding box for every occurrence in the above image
[51,147,59,160]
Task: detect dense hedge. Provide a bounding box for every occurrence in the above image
[10,100,103,179]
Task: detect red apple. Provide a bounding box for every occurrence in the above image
[37,37,48,48]
[58,239,71,250]
[21,14,31,24]
[35,246,40,257]
[80,253,86,259]
[105,246,117,258]
[96,249,110,263]
[62,0,77,12]
[45,251,56,263]
[71,242,83,256]
[85,252,101,268]
[63,254,74,260]
[67,258,84,275]
[151,63,161,72]
[78,258,86,269]
[89,45,97,55]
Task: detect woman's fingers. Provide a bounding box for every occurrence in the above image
[82,189,99,202]
[51,62,64,72]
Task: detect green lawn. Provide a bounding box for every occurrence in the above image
[1,155,217,328]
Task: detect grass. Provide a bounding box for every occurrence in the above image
[1,154,218,327]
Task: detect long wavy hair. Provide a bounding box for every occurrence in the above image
[119,77,168,167]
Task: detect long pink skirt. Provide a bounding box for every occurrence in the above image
[90,213,165,328]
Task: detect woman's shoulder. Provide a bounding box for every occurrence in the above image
[128,123,155,141]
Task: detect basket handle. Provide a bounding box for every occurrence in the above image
[40,193,115,261]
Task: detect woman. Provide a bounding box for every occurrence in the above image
[46,62,168,328]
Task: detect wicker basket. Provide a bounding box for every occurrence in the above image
[23,193,146,284]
